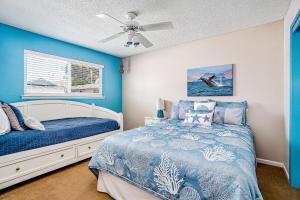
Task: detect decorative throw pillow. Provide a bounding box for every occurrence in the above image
[170,104,179,120]
[0,101,26,130]
[211,100,247,125]
[224,107,244,125]
[194,101,216,112]
[1,103,24,131]
[178,100,194,120]
[24,115,45,131]
[9,104,26,129]
[0,106,11,135]
[184,111,214,126]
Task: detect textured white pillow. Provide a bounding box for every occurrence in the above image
[0,107,11,135]
[194,101,216,112]
[24,115,45,131]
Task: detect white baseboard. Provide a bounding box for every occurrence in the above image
[283,164,290,180]
[256,158,290,180]
[256,158,283,168]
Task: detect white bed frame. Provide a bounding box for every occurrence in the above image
[0,100,123,190]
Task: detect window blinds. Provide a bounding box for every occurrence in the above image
[24,50,103,97]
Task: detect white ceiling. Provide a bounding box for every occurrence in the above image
[0,0,291,58]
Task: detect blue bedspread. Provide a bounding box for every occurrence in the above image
[89,120,262,200]
[0,117,120,156]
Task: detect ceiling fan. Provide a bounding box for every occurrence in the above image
[96,12,174,48]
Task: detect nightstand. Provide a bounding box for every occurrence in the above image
[144,117,167,125]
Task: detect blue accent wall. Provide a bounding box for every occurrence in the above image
[0,24,122,112]
[290,9,300,188]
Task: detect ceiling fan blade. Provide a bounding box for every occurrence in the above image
[136,33,153,48]
[96,13,125,25]
[139,22,173,31]
[100,32,125,43]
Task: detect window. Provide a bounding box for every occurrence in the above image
[24,50,103,98]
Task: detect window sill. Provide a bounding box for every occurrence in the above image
[22,94,105,99]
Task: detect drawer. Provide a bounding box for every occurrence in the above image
[78,140,101,157]
[0,147,75,182]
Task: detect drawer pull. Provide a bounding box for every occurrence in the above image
[16,167,20,172]
[60,154,64,158]
[88,146,91,150]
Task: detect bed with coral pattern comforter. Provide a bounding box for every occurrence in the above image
[89,120,262,200]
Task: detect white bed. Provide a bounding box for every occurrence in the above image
[0,100,123,190]
[89,119,262,200]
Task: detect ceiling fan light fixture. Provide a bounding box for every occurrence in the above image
[133,35,140,47]
[124,38,140,48]
[124,32,140,48]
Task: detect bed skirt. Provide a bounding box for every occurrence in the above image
[97,171,160,200]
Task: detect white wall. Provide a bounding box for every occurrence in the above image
[283,0,300,175]
[123,21,284,163]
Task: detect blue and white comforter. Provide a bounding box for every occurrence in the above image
[89,120,263,200]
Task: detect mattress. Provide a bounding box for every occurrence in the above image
[89,119,262,200]
[0,117,120,156]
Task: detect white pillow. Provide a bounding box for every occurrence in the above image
[24,115,45,131]
[194,101,216,112]
[0,107,11,135]
[184,111,214,127]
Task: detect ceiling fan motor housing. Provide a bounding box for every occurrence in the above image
[125,12,137,20]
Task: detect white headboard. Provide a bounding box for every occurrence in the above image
[12,100,123,131]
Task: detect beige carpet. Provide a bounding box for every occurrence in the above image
[1,160,300,200]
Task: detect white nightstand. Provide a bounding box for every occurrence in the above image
[144,117,167,125]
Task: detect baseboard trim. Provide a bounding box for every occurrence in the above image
[256,158,283,168]
[256,158,290,181]
[283,164,290,180]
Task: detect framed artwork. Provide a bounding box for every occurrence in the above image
[187,64,233,96]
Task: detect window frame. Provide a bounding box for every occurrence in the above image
[23,50,104,99]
